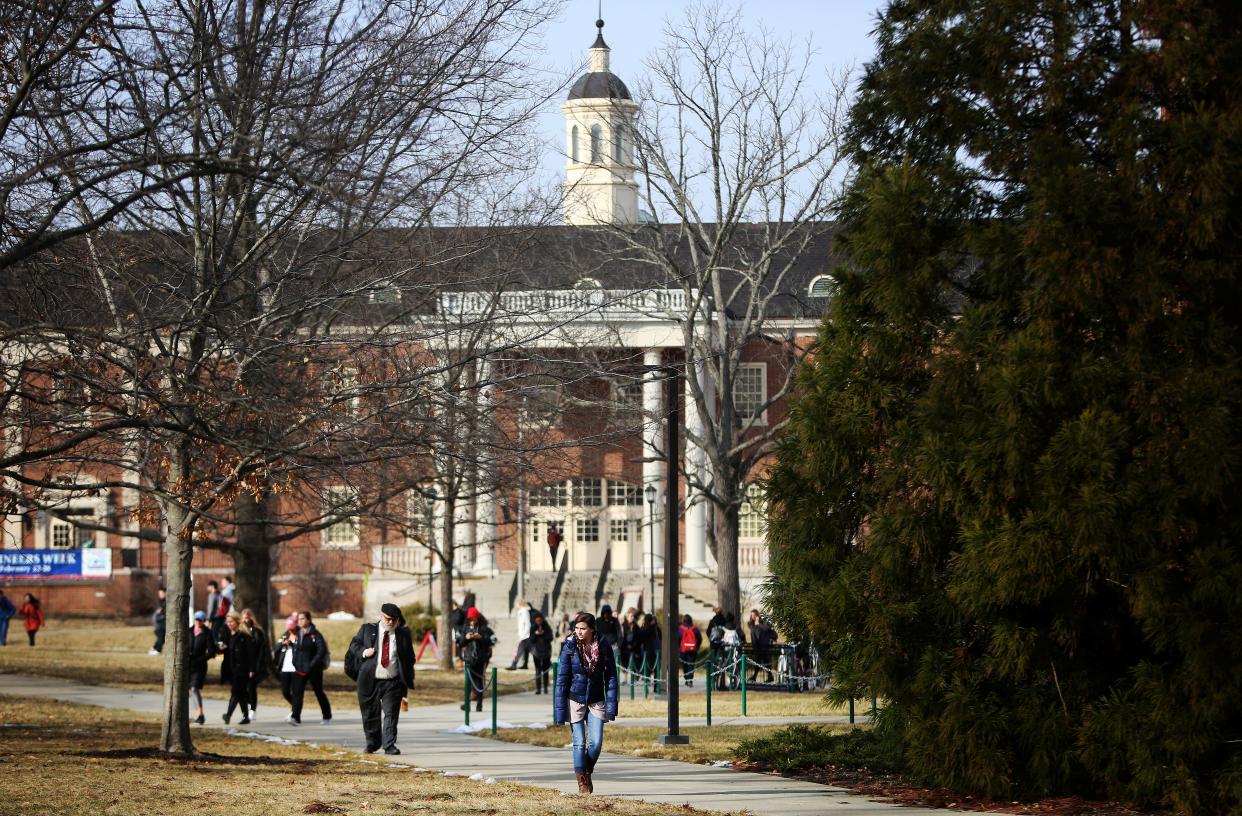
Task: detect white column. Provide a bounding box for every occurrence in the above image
[472,358,497,575]
[684,358,708,571]
[642,348,665,580]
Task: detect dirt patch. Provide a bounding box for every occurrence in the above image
[74,746,326,767]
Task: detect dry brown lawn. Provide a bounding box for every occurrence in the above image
[615,688,852,720]
[0,618,527,711]
[0,693,742,816]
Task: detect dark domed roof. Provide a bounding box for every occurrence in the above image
[567,72,632,101]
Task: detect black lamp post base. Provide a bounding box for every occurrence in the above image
[657,734,690,745]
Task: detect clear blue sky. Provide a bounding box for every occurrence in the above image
[533,0,889,186]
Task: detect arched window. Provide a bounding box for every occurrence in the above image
[571,125,580,162]
[590,124,602,163]
[613,124,624,163]
[807,275,834,298]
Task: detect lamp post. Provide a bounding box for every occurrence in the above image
[644,483,657,611]
[658,365,688,745]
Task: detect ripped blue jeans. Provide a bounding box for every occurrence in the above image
[570,711,605,773]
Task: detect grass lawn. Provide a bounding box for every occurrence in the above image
[482,723,859,765]
[0,618,527,711]
[614,689,853,719]
[0,693,738,816]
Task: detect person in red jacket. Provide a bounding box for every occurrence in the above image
[19,594,44,646]
[678,614,702,687]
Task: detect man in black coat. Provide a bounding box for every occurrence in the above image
[346,602,415,755]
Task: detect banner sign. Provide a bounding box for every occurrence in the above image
[0,548,113,581]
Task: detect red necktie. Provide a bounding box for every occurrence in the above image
[381,633,390,668]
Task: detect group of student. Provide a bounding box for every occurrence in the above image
[0,590,43,646]
[185,605,333,728]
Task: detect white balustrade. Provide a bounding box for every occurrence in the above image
[439,288,693,320]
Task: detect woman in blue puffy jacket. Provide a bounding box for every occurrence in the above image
[553,611,619,795]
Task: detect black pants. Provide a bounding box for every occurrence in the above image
[359,677,404,751]
[280,671,296,704]
[467,663,486,709]
[750,648,774,682]
[247,675,262,712]
[681,651,696,683]
[153,625,165,653]
[27,630,36,646]
[291,668,332,722]
[225,675,250,719]
[533,655,551,693]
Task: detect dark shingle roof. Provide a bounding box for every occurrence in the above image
[567,72,632,101]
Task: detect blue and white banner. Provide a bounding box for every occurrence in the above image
[0,548,113,580]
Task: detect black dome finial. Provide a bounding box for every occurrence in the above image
[592,9,608,49]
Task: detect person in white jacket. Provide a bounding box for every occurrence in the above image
[507,598,533,670]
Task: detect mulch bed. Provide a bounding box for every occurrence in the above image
[731,762,1168,815]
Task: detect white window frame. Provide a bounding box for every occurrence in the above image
[573,478,603,507]
[807,274,834,299]
[608,518,631,543]
[607,480,641,506]
[576,517,600,543]
[733,363,768,425]
[322,486,360,549]
[531,481,569,507]
[738,483,767,542]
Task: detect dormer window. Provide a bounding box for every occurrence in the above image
[808,275,834,298]
[574,277,602,290]
[590,124,603,163]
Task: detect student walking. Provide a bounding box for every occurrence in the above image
[19,594,43,646]
[747,610,776,683]
[205,580,223,639]
[149,588,167,655]
[459,607,495,713]
[553,612,619,795]
[618,608,637,672]
[219,611,257,724]
[188,611,217,724]
[345,603,415,755]
[286,611,332,725]
[275,615,299,708]
[530,612,554,694]
[506,598,533,670]
[596,605,621,665]
[241,608,270,718]
[0,589,15,646]
[678,614,702,686]
[635,613,660,675]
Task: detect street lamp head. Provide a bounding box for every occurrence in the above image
[645,484,657,505]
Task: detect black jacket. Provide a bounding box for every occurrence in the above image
[220,630,257,684]
[292,625,328,674]
[348,622,415,695]
[596,614,621,644]
[189,625,217,674]
[529,621,554,660]
[460,621,496,667]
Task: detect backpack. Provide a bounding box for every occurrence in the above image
[679,626,699,653]
[708,625,725,644]
[319,633,332,669]
[721,627,740,647]
[344,624,374,682]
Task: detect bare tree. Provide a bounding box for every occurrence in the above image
[0,0,560,755]
[612,3,850,618]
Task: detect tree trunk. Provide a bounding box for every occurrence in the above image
[713,500,741,622]
[159,448,195,755]
[230,489,273,644]
[437,496,457,670]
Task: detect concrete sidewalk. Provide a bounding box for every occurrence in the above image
[0,673,999,815]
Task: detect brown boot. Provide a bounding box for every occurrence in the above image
[584,772,594,794]
[575,772,590,794]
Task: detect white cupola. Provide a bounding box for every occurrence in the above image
[561,19,639,225]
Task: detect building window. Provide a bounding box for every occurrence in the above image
[576,518,599,542]
[571,125,580,162]
[739,484,767,542]
[323,487,359,548]
[406,488,436,545]
[609,518,631,543]
[590,124,602,163]
[733,363,767,424]
[531,482,569,507]
[50,521,73,549]
[607,480,641,506]
[613,124,624,163]
[807,275,834,299]
[573,478,603,507]
[612,379,642,415]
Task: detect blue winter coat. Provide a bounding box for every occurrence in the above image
[553,635,619,724]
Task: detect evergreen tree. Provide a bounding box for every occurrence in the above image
[765,2,1242,811]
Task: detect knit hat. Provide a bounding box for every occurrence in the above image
[600,604,612,615]
[193,610,206,621]
[466,606,480,621]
